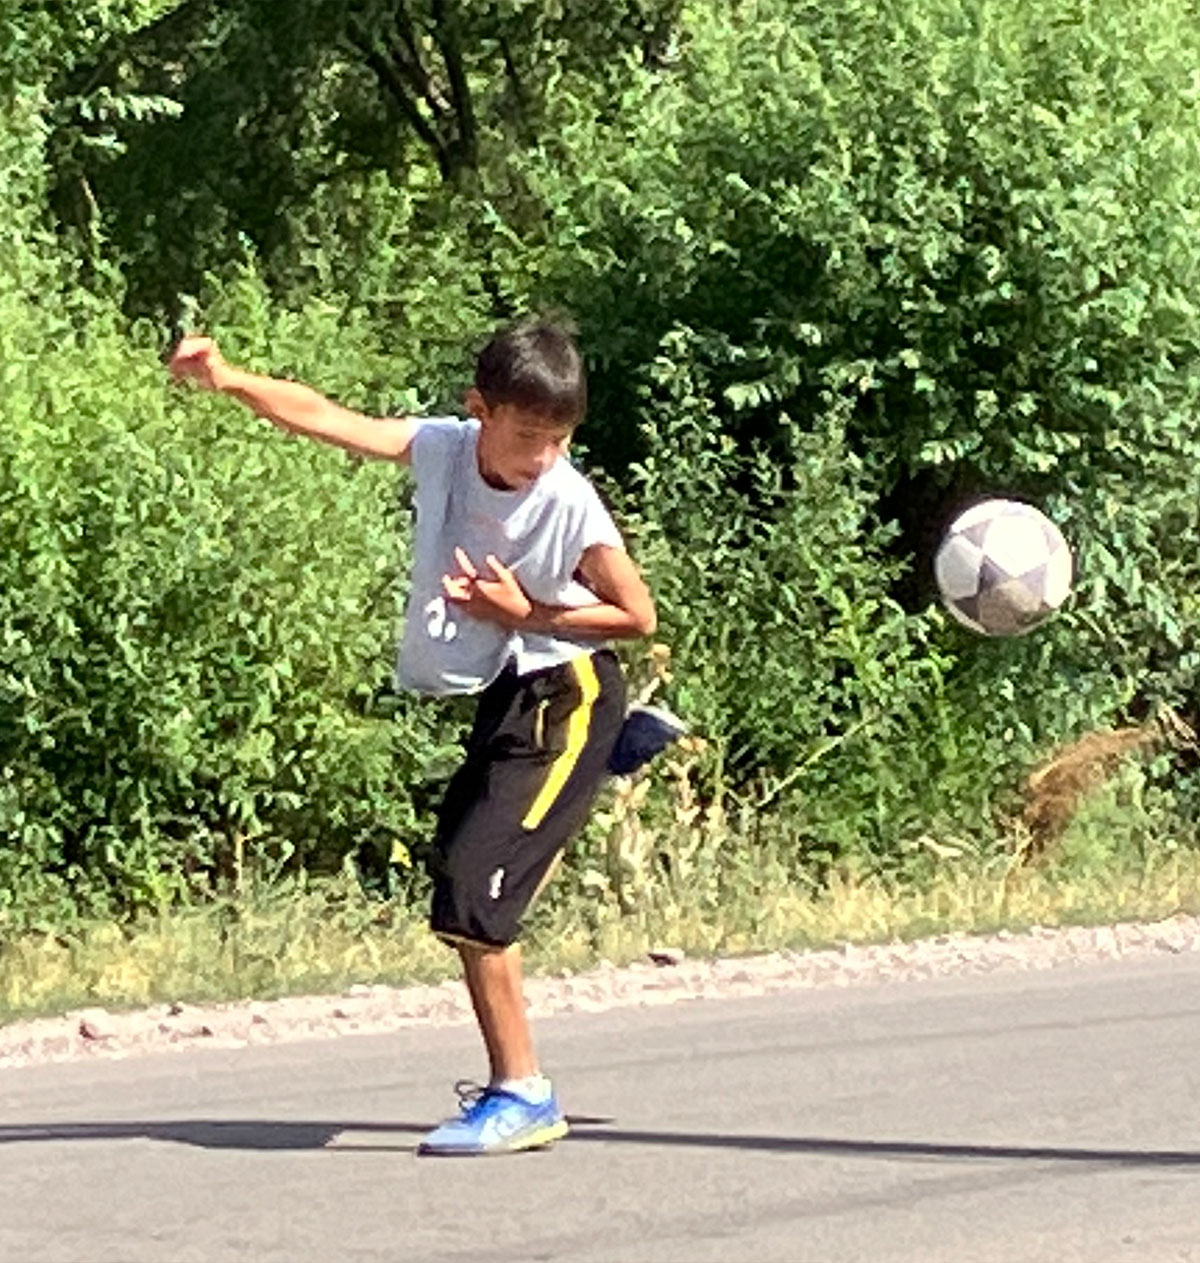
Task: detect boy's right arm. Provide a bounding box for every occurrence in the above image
[168,336,416,463]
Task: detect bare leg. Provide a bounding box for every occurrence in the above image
[418,940,564,1153]
[457,942,538,1082]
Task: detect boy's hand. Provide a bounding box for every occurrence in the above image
[442,547,532,628]
[168,336,230,392]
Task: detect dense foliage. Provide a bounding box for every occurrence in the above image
[3,0,1200,929]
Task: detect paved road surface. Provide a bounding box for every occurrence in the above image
[3,953,1200,1262]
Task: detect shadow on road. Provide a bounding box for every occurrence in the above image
[2,1120,1200,1167]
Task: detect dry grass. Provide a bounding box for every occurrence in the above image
[1017,709,1196,858]
[531,844,1200,974]
[4,698,1198,1024]
[0,886,457,1021]
[4,835,1200,1024]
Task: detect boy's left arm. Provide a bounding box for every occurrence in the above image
[443,543,656,639]
[561,543,657,638]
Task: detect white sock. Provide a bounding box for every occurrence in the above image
[497,1073,552,1104]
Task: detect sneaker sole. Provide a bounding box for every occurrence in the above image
[418,1117,569,1157]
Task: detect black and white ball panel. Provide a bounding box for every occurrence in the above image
[934,499,1072,637]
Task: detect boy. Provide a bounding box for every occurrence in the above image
[169,318,657,1155]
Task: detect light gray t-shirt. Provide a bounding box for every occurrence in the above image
[395,417,624,696]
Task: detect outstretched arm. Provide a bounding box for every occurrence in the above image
[168,336,416,462]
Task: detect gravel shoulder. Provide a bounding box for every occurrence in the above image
[3,915,1198,1070]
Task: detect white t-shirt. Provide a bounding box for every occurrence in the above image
[395,417,624,696]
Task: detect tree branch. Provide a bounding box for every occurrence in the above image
[388,0,453,114]
[346,22,451,179]
[498,34,529,115]
[429,0,478,173]
[385,32,451,116]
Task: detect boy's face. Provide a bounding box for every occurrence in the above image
[468,390,574,491]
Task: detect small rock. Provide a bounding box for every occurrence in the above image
[77,1009,115,1041]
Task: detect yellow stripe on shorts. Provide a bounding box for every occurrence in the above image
[521,653,600,831]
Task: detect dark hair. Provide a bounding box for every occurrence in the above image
[474,317,587,426]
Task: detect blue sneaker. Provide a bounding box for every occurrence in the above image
[418,1082,569,1156]
[607,703,688,776]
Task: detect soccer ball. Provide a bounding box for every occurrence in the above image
[934,499,1073,637]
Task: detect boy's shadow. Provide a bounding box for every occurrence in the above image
[3,1120,1200,1168]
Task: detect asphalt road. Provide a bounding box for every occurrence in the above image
[3,953,1200,1262]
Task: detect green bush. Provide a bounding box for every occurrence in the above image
[0,257,474,931]
[7,0,1200,933]
[519,0,1200,857]
[610,333,943,855]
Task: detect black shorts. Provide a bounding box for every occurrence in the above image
[428,649,626,949]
